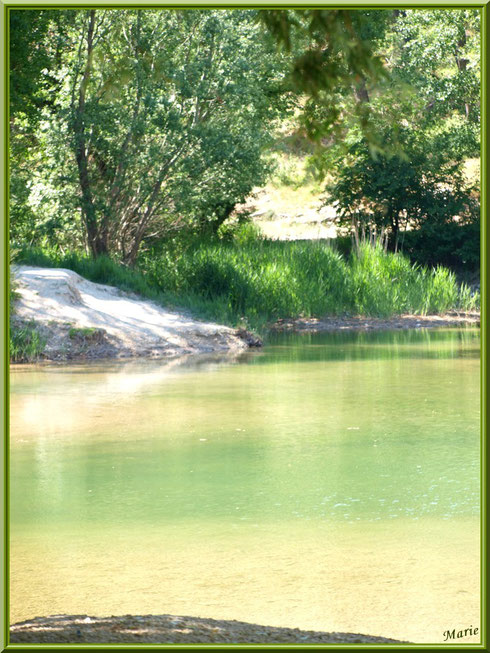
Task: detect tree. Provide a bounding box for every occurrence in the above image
[10,9,291,262]
[9,10,77,248]
[258,9,389,148]
[328,126,478,252]
[325,9,480,258]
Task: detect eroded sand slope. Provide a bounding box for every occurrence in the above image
[11,265,251,360]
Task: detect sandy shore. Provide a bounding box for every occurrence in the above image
[10,614,408,644]
[11,265,260,361]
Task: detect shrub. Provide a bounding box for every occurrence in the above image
[401,220,480,272]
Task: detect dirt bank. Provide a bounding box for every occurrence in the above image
[11,266,260,361]
[10,614,408,644]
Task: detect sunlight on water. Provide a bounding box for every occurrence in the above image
[10,328,481,643]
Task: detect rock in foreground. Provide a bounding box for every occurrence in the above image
[10,614,408,644]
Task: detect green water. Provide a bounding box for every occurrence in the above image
[10,328,481,643]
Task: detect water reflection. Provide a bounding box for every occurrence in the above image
[10,328,480,642]
[263,327,480,362]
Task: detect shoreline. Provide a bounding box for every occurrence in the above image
[270,311,480,333]
[10,613,409,645]
[11,310,480,365]
[10,265,479,364]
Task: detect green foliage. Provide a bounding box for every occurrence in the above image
[139,238,345,323]
[322,9,480,264]
[9,8,481,289]
[9,10,80,250]
[10,321,46,363]
[402,220,480,271]
[9,9,292,261]
[327,126,479,251]
[348,243,468,317]
[139,239,473,328]
[68,326,96,339]
[457,281,480,312]
[217,220,264,245]
[390,9,480,132]
[10,10,55,120]
[259,9,389,145]
[15,240,476,333]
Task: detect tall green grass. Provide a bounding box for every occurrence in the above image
[348,243,463,316]
[10,266,47,362]
[14,240,479,333]
[10,320,47,363]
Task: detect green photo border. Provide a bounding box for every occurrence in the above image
[1,1,487,649]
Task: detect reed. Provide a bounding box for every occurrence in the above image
[14,238,478,333]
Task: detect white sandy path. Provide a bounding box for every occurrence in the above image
[12,265,247,357]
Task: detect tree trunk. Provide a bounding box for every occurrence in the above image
[72,10,108,258]
[455,29,470,118]
[211,203,236,234]
[354,79,370,104]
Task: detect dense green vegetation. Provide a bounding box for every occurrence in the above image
[16,238,478,333]
[9,271,46,362]
[9,7,480,351]
[317,10,480,266]
[9,321,47,363]
[10,9,292,261]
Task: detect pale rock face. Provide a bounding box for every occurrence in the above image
[11,265,249,360]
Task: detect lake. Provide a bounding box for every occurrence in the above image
[9,328,481,643]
